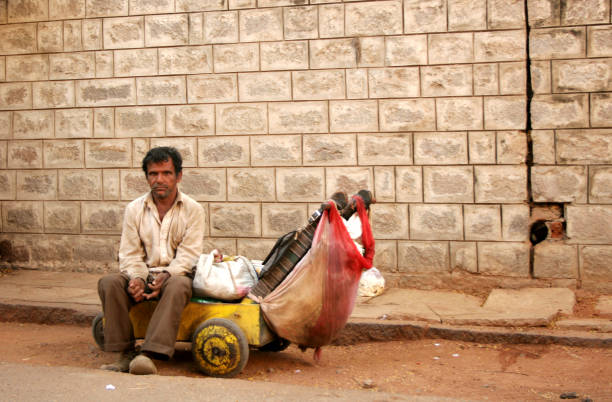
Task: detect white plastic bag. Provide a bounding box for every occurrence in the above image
[358,267,385,297]
[193,251,258,300]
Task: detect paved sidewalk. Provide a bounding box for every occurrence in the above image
[1,269,611,348]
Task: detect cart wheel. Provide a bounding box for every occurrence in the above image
[259,337,291,352]
[191,318,249,378]
[92,312,105,350]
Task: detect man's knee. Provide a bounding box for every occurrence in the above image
[163,275,192,298]
[98,273,128,296]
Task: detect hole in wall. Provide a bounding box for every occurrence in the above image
[530,220,548,245]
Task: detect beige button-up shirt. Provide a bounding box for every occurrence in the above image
[119,191,205,280]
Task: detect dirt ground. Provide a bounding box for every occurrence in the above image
[0,322,610,401]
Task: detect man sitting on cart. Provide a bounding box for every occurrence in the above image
[98,146,205,375]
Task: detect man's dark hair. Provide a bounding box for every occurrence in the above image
[142,146,182,174]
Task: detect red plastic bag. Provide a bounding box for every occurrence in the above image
[260,197,374,348]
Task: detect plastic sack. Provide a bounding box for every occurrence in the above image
[358,267,385,297]
[260,197,374,347]
[192,251,258,300]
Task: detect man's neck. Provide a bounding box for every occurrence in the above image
[152,190,178,220]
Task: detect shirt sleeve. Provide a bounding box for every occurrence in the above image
[118,202,149,281]
[165,201,205,277]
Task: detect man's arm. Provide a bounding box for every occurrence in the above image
[165,201,205,277]
[118,202,149,281]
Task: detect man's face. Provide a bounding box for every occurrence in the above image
[146,159,182,201]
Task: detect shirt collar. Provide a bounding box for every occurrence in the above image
[144,190,184,210]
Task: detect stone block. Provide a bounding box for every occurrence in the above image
[346,69,368,99]
[260,41,308,71]
[44,140,84,168]
[380,99,435,132]
[556,129,612,164]
[83,19,102,50]
[239,8,282,42]
[484,96,526,130]
[166,105,214,136]
[567,206,612,244]
[0,142,6,168]
[251,135,301,166]
[531,60,551,94]
[159,46,212,75]
[81,201,125,233]
[63,20,83,52]
[116,106,164,137]
[8,0,47,22]
[403,0,446,33]
[93,108,114,138]
[0,82,32,110]
[49,52,95,80]
[580,245,612,282]
[0,23,37,55]
[319,4,344,38]
[129,0,174,14]
[478,242,530,277]
[38,21,63,53]
[531,94,588,129]
[228,168,274,201]
[50,0,86,19]
[8,140,42,169]
[310,39,357,69]
[488,0,525,29]
[410,204,463,240]
[497,131,527,164]
[371,203,409,240]
[216,103,267,135]
[13,111,54,139]
[32,81,75,110]
[213,43,259,73]
[358,133,412,166]
[374,167,394,202]
[0,113,10,139]
[93,51,112,78]
[398,241,449,273]
[385,35,427,66]
[179,168,226,201]
[276,167,324,202]
[421,65,472,97]
[473,63,499,95]
[368,67,419,99]
[86,139,131,168]
[532,165,586,203]
[500,62,526,95]
[202,237,236,256]
[268,101,328,134]
[450,241,477,273]
[86,0,127,17]
[133,139,150,167]
[533,242,578,279]
[145,14,188,47]
[119,169,149,200]
[150,137,197,167]
[553,59,612,93]
[2,201,43,232]
[0,57,4,82]
[210,202,260,237]
[239,72,291,102]
[103,17,144,49]
[345,1,402,36]
[198,136,249,167]
[590,166,612,203]
[188,13,204,44]
[114,48,157,77]
[187,74,236,103]
[429,33,473,64]
[436,97,483,131]
[561,0,609,24]
[176,0,226,12]
[448,0,486,31]
[530,27,585,60]
[502,204,529,241]
[468,131,495,164]
[203,11,237,44]
[137,76,186,105]
[103,169,119,200]
[76,78,136,107]
[372,240,397,271]
[236,238,276,261]
[424,166,473,203]
[592,93,612,128]
[330,100,377,133]
[44,201,80,233]
[474,30,526,62]
[292,70,345,101]
[414,132,468,165]
[16,170,57,200]
[588,26,612,57]
[528,0,560,27]
[261,203,307,237]
[475,165,527,203]
[464,205,501,241]
[531,130,555,164]
[303,134,355,166]
[55,109,93,138]
[396,166,422,203]
[6,54,48,82]
[59,169,102,200]
[283,6,317,40]
[325,167,372,199]
[361,37,387,67]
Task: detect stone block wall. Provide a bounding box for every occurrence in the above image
[0,0,610,292]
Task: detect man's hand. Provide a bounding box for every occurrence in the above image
[127,278,146,302]
[144,272,170,300]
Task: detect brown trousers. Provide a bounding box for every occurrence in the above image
[97,273,192,358]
